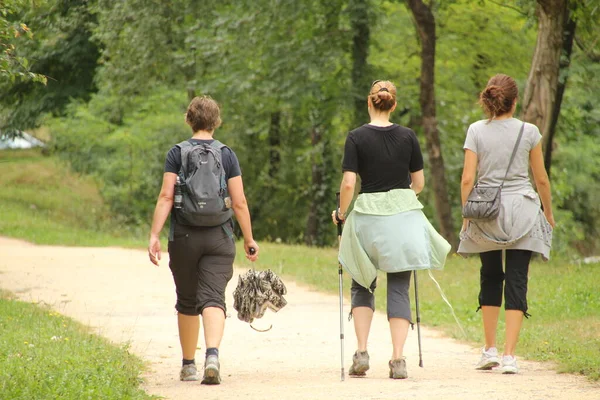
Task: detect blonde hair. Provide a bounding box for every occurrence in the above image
[369,80,397,111]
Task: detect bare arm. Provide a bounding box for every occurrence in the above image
[460,149,478,231]
[530,142,555,227]
[228,175,259,260]
[338,171,357,218]
[461,149,478,206]
[410,169,425,195]
[148,172,177,266]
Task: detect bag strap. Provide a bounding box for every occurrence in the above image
[500,122,525,187]
[209,140,229,193]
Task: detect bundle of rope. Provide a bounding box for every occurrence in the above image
[232,268,288,331]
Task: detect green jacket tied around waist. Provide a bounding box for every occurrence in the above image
[338,189,451,290]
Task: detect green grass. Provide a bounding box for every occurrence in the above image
[0,149,146,247]
[0,290,155,400]
[2,148,599,382]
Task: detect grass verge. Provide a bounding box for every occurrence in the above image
[0,290,155,400]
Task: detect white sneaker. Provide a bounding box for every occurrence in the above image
[475,347,500,370]
[501,355,519,374]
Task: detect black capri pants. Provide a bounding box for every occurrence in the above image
[478,249,532,316]
[168,223,235,316]
[351,271,412,322]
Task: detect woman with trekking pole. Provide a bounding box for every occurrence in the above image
[148,95,259,385]
[459,74,554,374]
[331,80,451,379]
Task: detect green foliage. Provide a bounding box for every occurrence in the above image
[0,0,48,87]
[0,0,98,134]
[48,89,190,225]
[0,291,155,399]
[2,0,598,252]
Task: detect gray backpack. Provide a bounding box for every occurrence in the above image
[175,140,233,227]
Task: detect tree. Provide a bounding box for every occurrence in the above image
[405,0,457,248]
[521,0,570,177]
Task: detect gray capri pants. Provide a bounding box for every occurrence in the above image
[167,222,235,316]
[351,271,412,322]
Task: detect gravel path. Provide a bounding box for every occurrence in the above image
[0,236,597,400]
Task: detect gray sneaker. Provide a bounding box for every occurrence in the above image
[349,350,370,376]
[179,363,198,381]
[389,358,408,379]
[201,355,221,385]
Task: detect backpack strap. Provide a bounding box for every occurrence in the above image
[209,140,229,194]
[176,140,194,176]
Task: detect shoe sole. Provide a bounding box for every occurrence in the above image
[389,372,408,379]
[349,364,369,377]
[476,360,500,370]
[180,375,199,382]
[501,367,518,374]
[201,367,221,385]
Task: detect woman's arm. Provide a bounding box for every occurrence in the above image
[338,171,357,218]
[228,175,259,261]
[148,172,177,266]
[461,149,478,206]
[530,142,555,227]
[410,169,425,195]
[460,149,478,231]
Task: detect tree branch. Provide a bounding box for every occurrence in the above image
[575,35,600,62]
[486,0,528,16]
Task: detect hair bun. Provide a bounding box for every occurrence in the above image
[377,91,392,102]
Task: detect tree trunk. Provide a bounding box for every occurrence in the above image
[305,127,323,246]
[349,0,370,127]
[406,0,457,249]
[545,12,576,177]
[521,0,569,175]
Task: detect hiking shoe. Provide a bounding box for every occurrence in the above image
[201,355,221,385]
[179,363,198,381]
[349,350,370,376]
[500,355,519,374]
[389,358,408,379]
[475,347,500,370]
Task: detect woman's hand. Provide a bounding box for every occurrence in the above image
[244,240,259,262]
[331,209,345,225]
[544,210,556,228]
[461,218,469,233]
[148,235,161,266]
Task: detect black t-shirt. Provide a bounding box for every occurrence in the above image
[342,124,424,193]
[164,139,242,180]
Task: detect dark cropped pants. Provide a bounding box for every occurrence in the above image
[478,249,532,316]
[168,223,235,316]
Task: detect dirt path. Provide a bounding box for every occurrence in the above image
[0,237,597,400]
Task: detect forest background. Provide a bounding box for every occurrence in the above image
[1,0,599,256]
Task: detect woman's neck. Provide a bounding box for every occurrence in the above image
[368,113,393,127]
[492,113,514,121]
[192,130,214,139]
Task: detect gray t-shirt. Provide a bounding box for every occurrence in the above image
[463,118,541,191]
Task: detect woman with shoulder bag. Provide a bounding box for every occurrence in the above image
[458,74,555,374]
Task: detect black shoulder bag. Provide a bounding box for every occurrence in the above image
[462,122,525,221]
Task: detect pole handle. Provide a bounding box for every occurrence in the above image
[335,192,343,236]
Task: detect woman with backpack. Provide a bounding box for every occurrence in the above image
[332,80,451,379]
[459,74,554,374]
[148,95,259,385]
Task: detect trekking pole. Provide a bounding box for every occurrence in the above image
[414,270,423,367]
[336,192,345,381]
